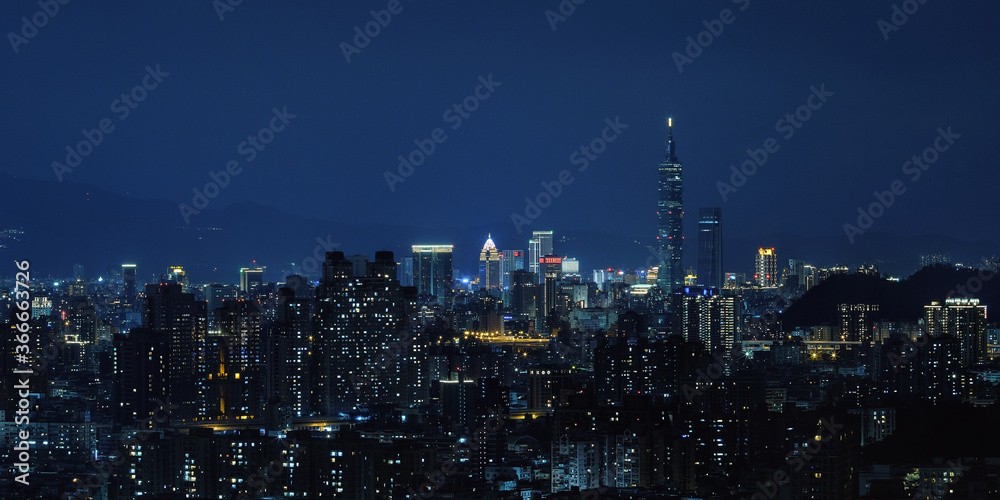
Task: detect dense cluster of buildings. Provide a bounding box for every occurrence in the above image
[1,124,998,499]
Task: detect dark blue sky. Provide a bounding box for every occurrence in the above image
[2,1,998,265]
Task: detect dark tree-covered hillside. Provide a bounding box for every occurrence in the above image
[782,265,999,330]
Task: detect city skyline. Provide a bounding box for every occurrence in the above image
[1,3,998,252]
[2,2,1000,498]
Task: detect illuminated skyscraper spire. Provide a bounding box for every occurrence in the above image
[666,117,677,162]
[657,117,684,293]
[480,234,501,289]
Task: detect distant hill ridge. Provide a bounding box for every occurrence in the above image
[0,173,995,283]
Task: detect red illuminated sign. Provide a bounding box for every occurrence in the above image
[540,257,562,264]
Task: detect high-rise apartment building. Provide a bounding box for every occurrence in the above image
[271,288,312,418]
[755,247,778,287]
[839,304,879,342]
[142,282,207,418]
[315,251,406,414]
[925,298,988,367]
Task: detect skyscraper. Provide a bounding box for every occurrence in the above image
[755,247,778,287]
[412,245,454,306]
[499,249,525,290]
[239,267,265,295]
[510,270,537,321]
[398,256,414,287]
[540,255,563,322]
[122,264,137,306]
[168,266,189,291]
[657,119,684,293]
[479,235,501,290]
[697,207,723,290]
[529,230,554,284]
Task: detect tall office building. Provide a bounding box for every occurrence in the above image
[561,258,580,279]
[204,283,237,327]
[412,245,454,306]
[73,263,85,281]
[122,264,137,306]
[168,266,189,290]
[398,256,414,287]
[755,247,778,287]
[479,235,501,290]
[657,119,684,293]
[529,230,554,284]
[540,255,563,322]
[239,267,265,294]
[499,249,525,290]
[510,270,537,321]
[788,259,811,290]
[697,207,723,290]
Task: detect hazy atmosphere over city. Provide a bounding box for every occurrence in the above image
[1,1,999,277]
[2,1,1000,499]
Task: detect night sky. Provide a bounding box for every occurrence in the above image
[2,1,998,263]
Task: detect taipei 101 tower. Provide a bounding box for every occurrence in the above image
[657,118,684,293]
